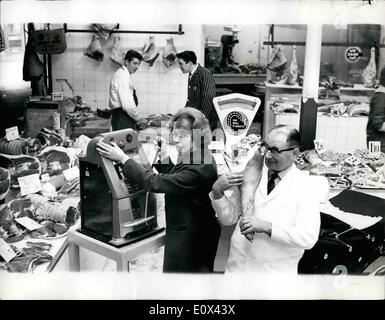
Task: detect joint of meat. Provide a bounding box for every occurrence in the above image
[239,146,264,242]
[84,35,104,62]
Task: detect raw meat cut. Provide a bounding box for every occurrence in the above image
[0,138,29,155]
[30,220,68,238]
[2,241,52,272]
[267,45,287,75]
[34,201,79,226]
[36,128,64,147]
[0,168,10,201]
[163,38,177,68]
[239,146,264,242]
[142,36,160,66]
[0,203,27,243]
[0,154,41,189]
[84,35,104,61]
[37,146,81,178]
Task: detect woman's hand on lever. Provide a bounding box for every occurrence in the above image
[96,141,126,163]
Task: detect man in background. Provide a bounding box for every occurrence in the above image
[176,50,219,131]
[109,49,142,130]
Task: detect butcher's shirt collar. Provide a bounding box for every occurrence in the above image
[269,163,295,181]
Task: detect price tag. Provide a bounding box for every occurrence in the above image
[63,166,79,181]
[5,126,20,141]
[18,173,42,196]
[0,238,17,262]
[314,140,326,154]
[41,173,50,183]
[369,141,381,157]
[15,216,42,231]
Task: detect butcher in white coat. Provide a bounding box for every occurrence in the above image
[210,125,328,274]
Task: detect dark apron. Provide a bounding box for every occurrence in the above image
[111,88,138,131]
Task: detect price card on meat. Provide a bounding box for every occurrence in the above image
[18,173,42,196]
[15,217,42,231]
[63,166,79,181]
[369,141,381,157]
[5,126,20,141]
[0,238,17,262]
[41,173,50,183]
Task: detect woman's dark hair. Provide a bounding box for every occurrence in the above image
[176,51,197,64]
[124,50,143,62]
[380,66,385,86]
[169,107,212,151]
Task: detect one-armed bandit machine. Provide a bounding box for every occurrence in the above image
[79,129,164,247]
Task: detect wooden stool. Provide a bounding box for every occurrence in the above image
[68,229,166,272]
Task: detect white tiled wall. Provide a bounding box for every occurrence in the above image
[51,24,204,117]
[275,113,367,153]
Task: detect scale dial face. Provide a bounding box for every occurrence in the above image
[222,111,248,136]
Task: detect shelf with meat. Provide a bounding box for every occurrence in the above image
[296,148,385,190]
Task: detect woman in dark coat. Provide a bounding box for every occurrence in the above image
[367,67,385,153]
[97,108,221,273]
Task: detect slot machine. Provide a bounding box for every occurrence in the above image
[79,129,163,247]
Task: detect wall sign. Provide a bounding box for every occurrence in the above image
[223,111,248,136]
[344,47,362,63]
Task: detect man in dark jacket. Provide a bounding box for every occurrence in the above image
[176,51,219,131]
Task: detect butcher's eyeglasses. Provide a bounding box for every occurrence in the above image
[260,141,297,156]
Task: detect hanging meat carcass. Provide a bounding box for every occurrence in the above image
[92,23,119,40]
[239,146,264,242]
[285,45,299,85]
[267,45,287,77]
[84,35,104,62]
[362,47,377,87]
[109,36,123,66]
[23,24,45,82]
[142,36,160,66]
[163,38,178,68]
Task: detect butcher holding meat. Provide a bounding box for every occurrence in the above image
[210,125,325,274]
